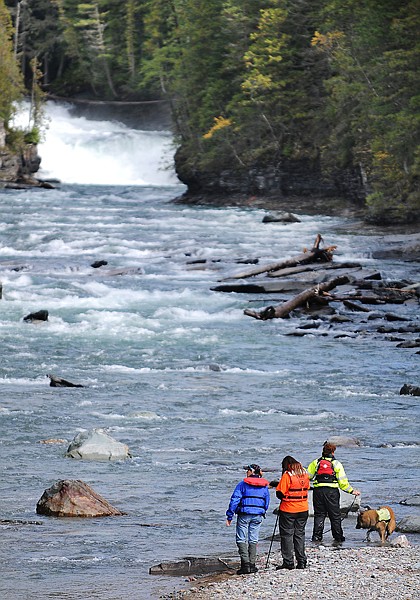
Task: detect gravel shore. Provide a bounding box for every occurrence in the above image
[172,545,420,599]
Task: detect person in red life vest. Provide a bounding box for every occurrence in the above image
[307,441,361,543]
[275,455,310,570]
[226,464,270,575]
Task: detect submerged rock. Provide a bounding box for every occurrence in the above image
[400,384,420,396]
[48,374,85,388]
[66,428,131,461]
[0,519,43,526]
[36,479,124,517]
[23,309,48,322]
[262,211,301,224]
[399,495,420,507]
[396,515,420,534]
[91,260,108,268]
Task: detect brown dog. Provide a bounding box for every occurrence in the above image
[356,506,396,543]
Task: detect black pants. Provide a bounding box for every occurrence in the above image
[279,510,308,566]
[312,486,344,541]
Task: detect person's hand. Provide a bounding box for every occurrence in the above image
[353,489,361,496]
[226,519,232,527]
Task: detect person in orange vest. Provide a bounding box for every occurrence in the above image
[275,455,310,570]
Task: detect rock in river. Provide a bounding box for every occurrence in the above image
[36,479,124,517]
[66,428,131,461]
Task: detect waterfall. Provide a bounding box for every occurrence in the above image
[17,101,180,186]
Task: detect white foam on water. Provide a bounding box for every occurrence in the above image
[14,101,180,186]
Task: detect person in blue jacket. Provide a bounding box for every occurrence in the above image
[226,464,270,575]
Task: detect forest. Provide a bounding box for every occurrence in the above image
[1,0,419,223]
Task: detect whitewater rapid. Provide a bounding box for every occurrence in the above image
[15,100,179,186]
[1,104,418,600]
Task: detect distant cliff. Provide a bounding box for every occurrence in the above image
[0,122,45,189]
[174,146,367,215]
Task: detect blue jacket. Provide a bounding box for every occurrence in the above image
[226,476,270,520]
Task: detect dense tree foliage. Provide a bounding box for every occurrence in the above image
[0,0,24,124]
[3,0,419,221]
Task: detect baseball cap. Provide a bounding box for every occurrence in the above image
[243,464,261,475]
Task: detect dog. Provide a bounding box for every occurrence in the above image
[356,505,396,543]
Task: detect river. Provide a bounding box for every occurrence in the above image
[0,102,419,599]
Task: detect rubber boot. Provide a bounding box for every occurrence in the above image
[236,542,250,575]
[248,543,258,573]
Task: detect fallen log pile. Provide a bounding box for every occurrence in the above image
[211,234,420,352]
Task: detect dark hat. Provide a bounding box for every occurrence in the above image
[243,464,261,475]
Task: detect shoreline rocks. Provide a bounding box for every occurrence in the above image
[169,545,420,599]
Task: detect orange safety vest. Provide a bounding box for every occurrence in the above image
[277,472,310,513]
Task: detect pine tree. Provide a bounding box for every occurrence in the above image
[0,0,24,125]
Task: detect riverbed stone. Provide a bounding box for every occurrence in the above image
[66,428,131,461]
[390,535,410,548]
[36,479,124,517]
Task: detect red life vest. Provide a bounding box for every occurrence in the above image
[315,458,337,484]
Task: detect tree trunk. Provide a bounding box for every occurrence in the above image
[244,275,349,319]
[221,234,335,281]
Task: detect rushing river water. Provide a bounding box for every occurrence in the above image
[0,104,419,599]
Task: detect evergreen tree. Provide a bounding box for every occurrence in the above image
[313,0,419,220]
[0,0,24,125]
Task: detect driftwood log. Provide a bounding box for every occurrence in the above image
[267,261,361,278]
[149,556,237,577]
[244,276,349,320]
[221,234,336,281]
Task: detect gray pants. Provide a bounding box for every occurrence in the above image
[279,510,308,566]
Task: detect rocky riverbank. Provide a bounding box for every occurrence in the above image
[0,122,53,190]
[169,545,420,599]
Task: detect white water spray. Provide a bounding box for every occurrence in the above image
[22,101,179,186]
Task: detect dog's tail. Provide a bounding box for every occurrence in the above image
[386,506,396,536]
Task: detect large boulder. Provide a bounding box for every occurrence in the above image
[396,515,420,534]
[66,428,131,461]
[36,479,124,517]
